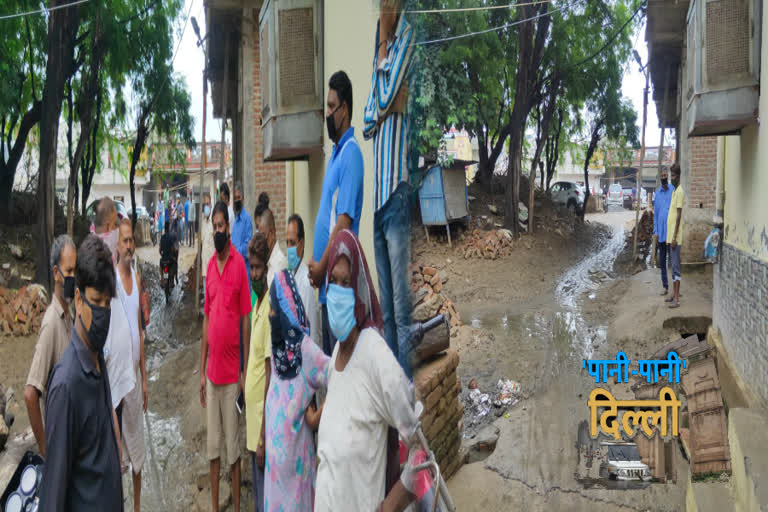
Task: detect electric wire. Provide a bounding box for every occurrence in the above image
[0,0,90,21]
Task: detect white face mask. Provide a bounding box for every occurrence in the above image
[98,228,119,263]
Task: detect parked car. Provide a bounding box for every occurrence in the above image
[550,180,584,213]
[85,198,129,224]
[135,206,150,219]
[622,189,634,209]
[605,183,623,207]
[599,443,651,481]
[634,188,649,209]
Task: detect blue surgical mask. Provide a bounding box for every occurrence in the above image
[327,284,356,343]
[287,246,300,272]
[204,205,211,217]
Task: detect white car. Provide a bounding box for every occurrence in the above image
[599,442,651,481]
[550,180,585,212]
[606,183,623,207]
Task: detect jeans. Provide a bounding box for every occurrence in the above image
[658,242,669,290]
[670,244,682,282]
[250,452,265,512]
[374,181,413,380]
[320,303,337,357]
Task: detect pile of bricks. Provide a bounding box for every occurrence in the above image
[410,265,461,331]
[0,285,49,336]
[461,229,514,260]
[414,349,465,481]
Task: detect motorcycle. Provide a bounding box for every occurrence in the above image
[150,218,157,246]
[160,257,177,304]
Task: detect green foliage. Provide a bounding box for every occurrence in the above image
[408,0,642,185]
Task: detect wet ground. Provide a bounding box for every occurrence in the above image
[448,209,692,511]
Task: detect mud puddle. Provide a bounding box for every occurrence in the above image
[457,225,627,438]
[122,262,201,511]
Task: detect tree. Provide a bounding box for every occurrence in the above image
[36,0,83,287]
[0,4,46,219]
[118,0,195,225]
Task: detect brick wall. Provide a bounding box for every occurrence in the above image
[688,137,717,209]
[713,242,768,407]
[251,16,287,238]
[682,136,717,262]
[414,349,465,480]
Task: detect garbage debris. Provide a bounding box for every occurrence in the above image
[468,388,491,418]
[494,379,521,407]
[8,244,23,260]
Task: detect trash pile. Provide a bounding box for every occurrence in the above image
[410,264,462,331]
[461,228,514,260]
[463,378,522,429]
[0,285,49,336]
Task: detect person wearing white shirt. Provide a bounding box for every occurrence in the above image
[285,213,320,346]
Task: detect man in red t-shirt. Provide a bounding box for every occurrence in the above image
[200,201,252,512]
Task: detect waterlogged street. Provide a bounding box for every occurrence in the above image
[446,210,690,511]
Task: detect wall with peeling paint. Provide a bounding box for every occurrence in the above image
[721,129,768,263]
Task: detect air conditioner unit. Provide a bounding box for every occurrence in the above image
[259,0,324,161]
[686,0,762,136]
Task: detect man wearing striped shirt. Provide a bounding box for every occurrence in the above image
[363,0,415,379]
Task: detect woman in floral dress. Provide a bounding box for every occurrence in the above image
[264,269,329,511]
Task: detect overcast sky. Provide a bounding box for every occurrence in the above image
[174,5,668,150]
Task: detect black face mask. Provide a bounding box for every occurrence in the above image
[58,268,76,300]
[234,200,243,214]
[251,275,265,297]
[661,178,668,187]
[214,231,229,253]
[80,295,111,352]
[326,105,341,142]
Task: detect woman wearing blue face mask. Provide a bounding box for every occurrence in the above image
[313,229,419,512]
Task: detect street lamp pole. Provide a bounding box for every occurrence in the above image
[192,16,208,316]
[632,51,649,264]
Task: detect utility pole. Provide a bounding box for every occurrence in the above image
[192,17,208,316]
[219,35,230,192]
[632,51,649,264]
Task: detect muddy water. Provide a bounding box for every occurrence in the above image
[457,225,627,436]
[122,262,202,511]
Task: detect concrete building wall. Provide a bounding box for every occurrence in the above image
[712,3,768,408]
[320,0,379,287]
[678,24,717,264]
[247,10,289,241]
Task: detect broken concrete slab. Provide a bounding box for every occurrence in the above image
[466,424,500,463]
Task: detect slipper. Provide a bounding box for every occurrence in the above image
[664,296,675,303]
[660,289,668,296]
[668,302,680,309]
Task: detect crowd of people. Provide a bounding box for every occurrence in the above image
[23,2,427,511]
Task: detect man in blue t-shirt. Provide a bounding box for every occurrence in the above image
[308,71,364,356]
[653,167,675,296]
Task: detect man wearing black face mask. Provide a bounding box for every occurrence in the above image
[231,181,254,286]
[25,234,77,458]
[653,167,675,296]
[39,234,123,511]
[201,201,252,512]
[308,70,365,356]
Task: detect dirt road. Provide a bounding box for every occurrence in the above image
[444,209,697,511]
